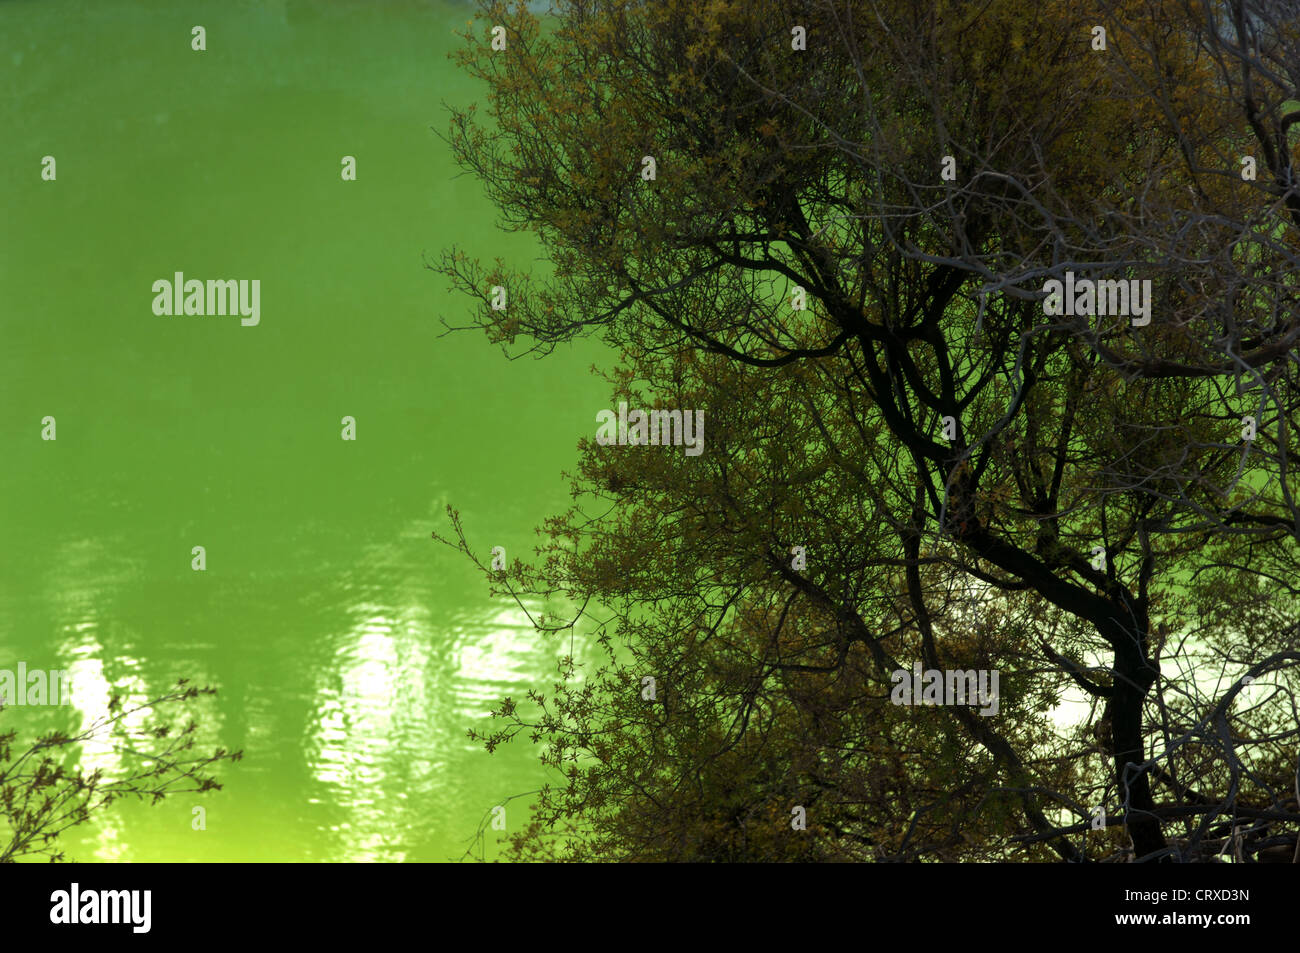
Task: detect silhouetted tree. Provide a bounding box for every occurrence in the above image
[436,0,1300,862]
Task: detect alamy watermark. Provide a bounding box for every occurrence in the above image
[152,272,260,326]
[50,883,151,933]
[890,663,999,716]
[596,401,704,456]
[1041,271,1151,326]
[0,662,70,706]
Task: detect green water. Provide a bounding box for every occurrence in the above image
[1,0,605,861]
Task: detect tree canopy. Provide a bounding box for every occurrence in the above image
[436,0,1300,862]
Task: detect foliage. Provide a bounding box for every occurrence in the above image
[436,0,1300,862]
[0,681,242,863]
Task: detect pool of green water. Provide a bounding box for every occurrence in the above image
[1,0,605,861]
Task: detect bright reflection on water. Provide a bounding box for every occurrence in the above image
[301,598,565,862]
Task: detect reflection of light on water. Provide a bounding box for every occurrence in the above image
[314,617,401,791]
[90,817,129,864]
[54,623,150,861]
[35,534,234,861]
[303,577,589,860]
[453,606,546,720]
[26,529,594,862]
[307,604,435,862]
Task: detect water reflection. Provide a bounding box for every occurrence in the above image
[297,569,581,860]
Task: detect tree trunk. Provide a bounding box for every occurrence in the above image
[1108,621,1165,860]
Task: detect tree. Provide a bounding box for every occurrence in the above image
[435,0,1300,861]
[0,681,242,862]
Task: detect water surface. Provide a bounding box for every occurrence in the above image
[1,0,604,861]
